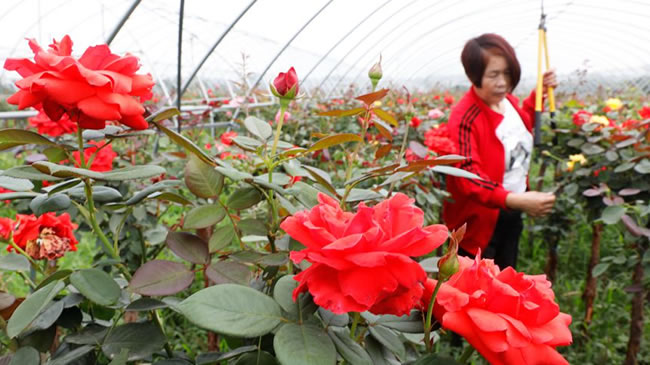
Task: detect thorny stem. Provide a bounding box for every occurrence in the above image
[349,312,361,339]
[341,109,371,209]
[387,122,411,198]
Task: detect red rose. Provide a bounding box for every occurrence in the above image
[638,106,650,120]
[220,131,238,146]
[405,148,419,162]
[0,217,14,240]
[271,67,299,99]
[572,110,592,127]
[427,254,572,365]
[410,116,421,128]
[72,140,118,172]
[281,193,448,315]
[424,124,457,155]
[444,94,455,105]
[11,212,78,260]
[29,108,78,137]
[4,35,154,130]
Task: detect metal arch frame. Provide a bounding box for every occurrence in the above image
[176,0,185,132]
[408,11,650,88]
[329,0,464,98]
[178,0,256,99]
[315,0,420,96]
[106,0,141,45]
[301,0,393,87]
[394,1,650,86]
[347,0,520,93]
[230,0,334,121]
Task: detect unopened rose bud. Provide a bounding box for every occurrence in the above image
[437,252,459,281]
[368,56,383,90]
[270,67,299,102]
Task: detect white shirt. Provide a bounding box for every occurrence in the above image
[495,99,532,193]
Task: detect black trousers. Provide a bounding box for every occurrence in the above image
[458,209,523,270]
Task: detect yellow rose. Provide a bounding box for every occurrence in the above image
[569,154,587,165]
[566,161,575,171]
[589,115,610,126]
[605,98,622,111]
[373,101,382,107]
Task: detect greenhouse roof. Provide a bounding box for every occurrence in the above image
[1,0,649,99]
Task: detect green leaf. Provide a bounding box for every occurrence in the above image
[234,351,279,365]
[227,187,263,210]
[287,181,320,208]
[365,335,393,365]
[183,204,226,230]
[592,263,610,278]
[32,161,104,179]
[431,165,481,180]
[0,253,30,272]
[129,260,194,296]
[125,298,168,311]
[8,346,40,365]
[372,108,398,126]
[336,188,382,203]
[43,146,67,163]
[0,129,57,150]
[601,205,625,225]
[7,280,65,338]
[318,308,349,327]
[244,116,273,141]
[634,159,650,174]
[373,312,424,333]
[107,348,130,365]
[307,133,362,154]
[70,269,121,306]
[273,323,337,365]
[328,327,373,365]
[152,120,215,166]
[166,232,209,264]
[2,165,64,181]
[303,166,337,196]
[185,154,224,198]
[195,346,257,365]
[101,321,166,361]
[205,261,251,285]
[151,191,193,205]
[47,345,94,365]
[257,173,291,186]
[605,150,618,162]
[614,162,635,173]
[0,176,33,191]
[29,193,71,215]
[178,284,284,338]
[125,180,181,205]
[215,166,254,181]
[25,300,64,332]
[209,224,236,253]
[0,191,40,200]
[147,106,181,122]
[232,136,263,151]
[35,270,72,291]
[412,354,462,365]
[273,275,315,318]
[580,143,605,155]
[102,165,166,181]
[368,325,405,360]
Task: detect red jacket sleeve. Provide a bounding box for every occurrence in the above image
[449,108,510,210]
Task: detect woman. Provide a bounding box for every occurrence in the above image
[443,33,557,269]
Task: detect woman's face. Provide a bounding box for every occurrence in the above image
[474,54,511,107]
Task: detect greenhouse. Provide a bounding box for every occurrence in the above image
[0,1,648,364]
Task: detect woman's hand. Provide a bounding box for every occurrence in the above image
[506,191,556,217]
[542,69,558,92]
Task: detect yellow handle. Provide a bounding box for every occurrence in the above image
[542,30,555,113]
[535,28,544,112]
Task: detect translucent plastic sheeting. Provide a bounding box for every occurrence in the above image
[0,0,649,101]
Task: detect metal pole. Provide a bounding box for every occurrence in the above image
[179,0,257,99]
[231,0,334,121]
[301,0,393,87]
[106,0,142,45]
[176,0,185,133]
